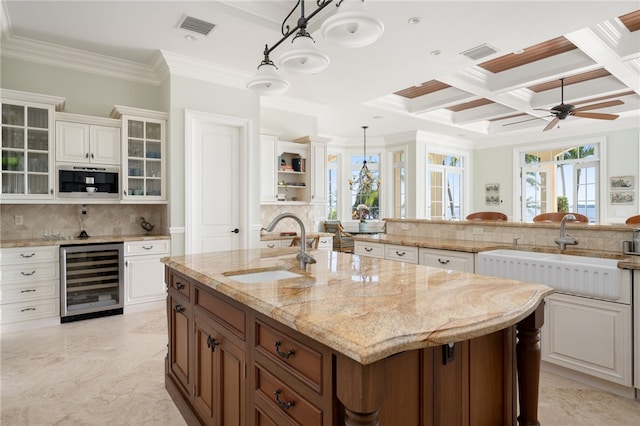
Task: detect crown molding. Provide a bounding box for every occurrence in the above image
[1,33,161,85]
[260,95,326,118]
[159,50,250,89]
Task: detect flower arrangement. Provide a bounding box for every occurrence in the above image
[356,204,370,222]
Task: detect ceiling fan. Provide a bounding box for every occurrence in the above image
[535,78,623,131]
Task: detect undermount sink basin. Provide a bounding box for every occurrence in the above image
[224,270,302,284]
[477,249,630,302]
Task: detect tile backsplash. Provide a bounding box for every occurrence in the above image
[1,204,167,241]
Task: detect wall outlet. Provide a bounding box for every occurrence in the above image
[473,227,483,235]
[130,214,137,223]
[401,223,409,230]
[15,215,23,226]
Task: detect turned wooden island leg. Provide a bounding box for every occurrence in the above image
[335,353,387,426]
[516,302,545,426]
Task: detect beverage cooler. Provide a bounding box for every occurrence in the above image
[60,243,124,322]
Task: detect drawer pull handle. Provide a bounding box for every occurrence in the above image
[267,244,276,248]
[175,305,185,313]
[21,271,36,276]
[21,307,36,312]
[21,289,36,293]
[274,341,295,359]
[438,259,450,265]
[274,389,295,410]
[20,253,36,258]
[395,251,406,256]
[207,335,220,352]
[364,247,373,252]
[142,245,153,250]
[176,283,185,290]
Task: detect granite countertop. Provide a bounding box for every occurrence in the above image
[1,234,170,248]
[353,234,640,270]
[162,249,553,365]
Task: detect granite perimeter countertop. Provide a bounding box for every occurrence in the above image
[162,248,553,364]
[1,234,170,248]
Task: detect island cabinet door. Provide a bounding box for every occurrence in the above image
[194,315,246,426]
[168,294,192,397]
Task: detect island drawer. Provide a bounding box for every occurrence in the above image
[354,241,384,258]
[254,363,323,426]
[124,240,170,256]
[195,287,246,340]
[255,318,324,393]
[167,270,191,301]
[384,244,418,263]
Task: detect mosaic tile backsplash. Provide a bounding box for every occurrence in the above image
[1,204,167,241]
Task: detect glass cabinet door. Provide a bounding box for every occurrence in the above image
[124,118,164,199]
[1,102,53,197]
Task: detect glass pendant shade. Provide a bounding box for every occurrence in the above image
[278,34,330,74]
[246,62,290,95]
[321,0,384,48]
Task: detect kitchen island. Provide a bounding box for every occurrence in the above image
[162,248,553,426]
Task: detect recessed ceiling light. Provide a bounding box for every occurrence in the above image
[514,49,524,54]
[185,35,197,41]
[430,50,442,56]
[408,17,421,25]
[373,115,383,120]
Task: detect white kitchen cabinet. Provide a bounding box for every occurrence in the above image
[354,241,385,258]
[260,134,278,203]
[419,247,475,273]
[385,244,418,264]
[542,292,632,387]
[276,141,309,203]
[317,235,332,250]
[634,270,639,391]
[1,89,65,201]
[124,240,170,310]
[293,136,329,204]
[0,245,60,328]
[111,105,168,202]
[56,113,120,165]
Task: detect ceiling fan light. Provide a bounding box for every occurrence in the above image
[246,62,290,95]
[321,0,384,48]
[278,34,330,74]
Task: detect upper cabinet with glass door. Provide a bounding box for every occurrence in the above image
[1,89,65,202]
[110,106,168,203]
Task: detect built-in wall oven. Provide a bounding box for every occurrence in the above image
[60,243,124,323]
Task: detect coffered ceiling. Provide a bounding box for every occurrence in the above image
[1,1,639,146]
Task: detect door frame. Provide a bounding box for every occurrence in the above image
[184,110,250,254]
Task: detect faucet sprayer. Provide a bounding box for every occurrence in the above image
[265,213,317,270]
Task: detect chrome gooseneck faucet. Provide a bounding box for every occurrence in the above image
[555,214,578,250]
[264,213,317,270]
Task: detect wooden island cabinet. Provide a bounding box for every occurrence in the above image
[163,249,552,426]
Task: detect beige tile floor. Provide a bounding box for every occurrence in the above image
[2,308,640,425]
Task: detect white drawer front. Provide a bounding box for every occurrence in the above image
[385,244,418,264]
[260,240,281,249]
[317,237,332,250]
[0,246,58,266]
[124,240,170,256]
[1,298,60,324]
[0,262,59,284]
[419,248,474,273]
[0,280,59,303]
[354,241,384,258]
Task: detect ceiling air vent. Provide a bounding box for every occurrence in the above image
[460,44,499,61]
[178,16,216,36]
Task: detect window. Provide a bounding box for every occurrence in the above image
[350,152,380,219]
[392,150,406,218]
[426,152,464,220]
[518,141,601,223]
[327,153,338,219]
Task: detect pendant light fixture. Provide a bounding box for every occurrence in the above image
[247,0,383,96]
[321,0,384,48]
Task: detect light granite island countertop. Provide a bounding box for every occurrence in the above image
[162,248,553,426]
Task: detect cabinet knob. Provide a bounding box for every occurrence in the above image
[230,228,239,234]
[125,260,129,267]
[207,335,220,352]
[85,153,89,159]
[176,283,185,290]
[91,153,94,159]
[175,305,185,313]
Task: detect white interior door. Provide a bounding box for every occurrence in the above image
[186,111,245,254]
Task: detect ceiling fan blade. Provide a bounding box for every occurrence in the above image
[543,117,560,132]
[572,111,619,120]
[573,100,624,112]
[502,115,552,127]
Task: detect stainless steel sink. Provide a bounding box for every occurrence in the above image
[224,270,302,284]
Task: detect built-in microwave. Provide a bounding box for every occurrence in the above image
[57,166,119,198]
